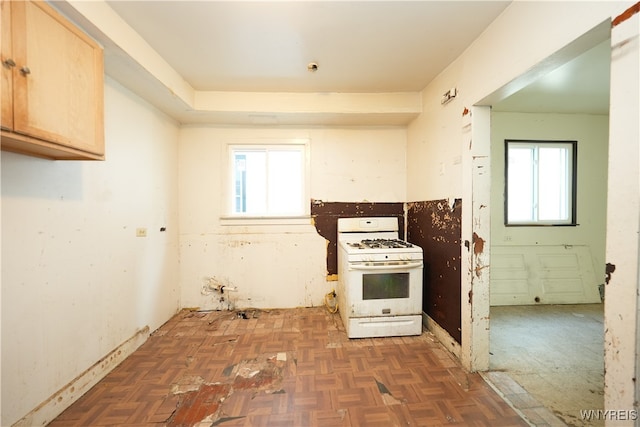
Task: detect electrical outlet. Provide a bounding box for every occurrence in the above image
[136,228,147,237]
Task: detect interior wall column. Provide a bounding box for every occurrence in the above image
[461,105,491,372]
[604,5,640,416]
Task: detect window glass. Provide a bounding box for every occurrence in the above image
[505,140,576,226]
[230,143,307,217]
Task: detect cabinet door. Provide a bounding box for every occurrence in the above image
[11,0,104,156]
[1,0,13,130]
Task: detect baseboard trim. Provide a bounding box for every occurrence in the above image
[422,312,461,358]
[13,326,150,427]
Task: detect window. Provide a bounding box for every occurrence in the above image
[505,140,577,226]
[228,142,309,218]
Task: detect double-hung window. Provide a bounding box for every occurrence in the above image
[505,139,577,226]
[228,141,309,218]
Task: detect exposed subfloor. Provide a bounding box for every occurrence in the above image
[50,307,529,426]
[488,304,604,427]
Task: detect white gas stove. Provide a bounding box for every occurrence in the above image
[337,217,423,338]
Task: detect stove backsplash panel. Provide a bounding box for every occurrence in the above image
[310,200,404,277]
[407,199,462,344]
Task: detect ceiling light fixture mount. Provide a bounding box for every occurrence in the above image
[307,62,319,72]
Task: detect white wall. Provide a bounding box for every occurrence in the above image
[1,77,181,426]
[178,126,407,310]
[490,112,608,305]
[407,2,624,202]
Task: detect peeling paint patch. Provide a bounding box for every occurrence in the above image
[605,262,616,284]
[472,232,484,256]
[612,2,640,27]
[407,199,462,343]
[474,264,488,278]
[310,200,404,276]
[472,232,487,278]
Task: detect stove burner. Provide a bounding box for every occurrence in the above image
[347,238,414,250]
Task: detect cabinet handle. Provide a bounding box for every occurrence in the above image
[19,66,31,76]
[2,58,16,68]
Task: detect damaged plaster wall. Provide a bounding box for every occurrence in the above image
[1,78,181,426]
[406,200,462,344]
[311,201,405,278]
[178,127,407,311]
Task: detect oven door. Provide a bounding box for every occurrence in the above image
[346,260,423,317]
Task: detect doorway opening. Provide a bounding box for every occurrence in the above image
[479,22,611,426]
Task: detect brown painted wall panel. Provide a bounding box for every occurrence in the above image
[311,200,405,276]
[407,199,462,343]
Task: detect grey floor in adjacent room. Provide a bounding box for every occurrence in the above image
[489,304,604,427]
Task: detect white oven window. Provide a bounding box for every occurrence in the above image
[362,273,410,299]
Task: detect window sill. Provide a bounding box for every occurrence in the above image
[505,223,578,227]
[220,215,312,226]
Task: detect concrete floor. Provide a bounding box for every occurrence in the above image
[488,304,604,427]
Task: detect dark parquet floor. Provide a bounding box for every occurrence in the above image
[49,307,527,426]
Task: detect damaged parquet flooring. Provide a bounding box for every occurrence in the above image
[50,308,527,426]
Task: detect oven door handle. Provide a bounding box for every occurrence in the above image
[349,261,423,271]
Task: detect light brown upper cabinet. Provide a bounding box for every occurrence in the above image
[1,0,104,160]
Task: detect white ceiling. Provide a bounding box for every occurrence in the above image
[105,1,512,93]
[492,39,610,114]
[91,1,610,120]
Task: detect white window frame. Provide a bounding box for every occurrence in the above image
[222,139,310,225]
[504,139,577,226]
